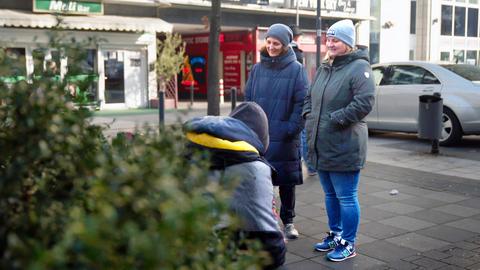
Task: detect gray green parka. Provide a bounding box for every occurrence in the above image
[302,46,375,171]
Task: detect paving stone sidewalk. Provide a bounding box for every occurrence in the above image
[284,162,480,270]
[91,102,480,269]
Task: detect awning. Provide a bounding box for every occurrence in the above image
[103,0,171,7]
[0,9,172,33]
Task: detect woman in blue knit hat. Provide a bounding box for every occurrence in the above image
[302,19,375,262]
[244,23,308,240]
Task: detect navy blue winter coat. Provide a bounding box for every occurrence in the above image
[245,47,308,186]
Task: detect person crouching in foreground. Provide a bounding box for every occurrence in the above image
[184,102,286,269]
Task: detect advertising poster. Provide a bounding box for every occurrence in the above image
[223,51,241,93]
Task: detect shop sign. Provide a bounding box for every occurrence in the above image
[33,0,103,15]
[323,0,356,13]
[183,35,209,45]
[297,0,356,14]
[223,52,241,92]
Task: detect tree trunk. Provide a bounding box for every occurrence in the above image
[207,0,221,116]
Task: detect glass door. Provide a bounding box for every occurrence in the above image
[104,50,125,103]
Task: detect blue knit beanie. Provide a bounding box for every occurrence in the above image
[326,19,355,48]
[266,23,293,47]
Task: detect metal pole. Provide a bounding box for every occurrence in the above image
[158,90,165,129]
[231,87,237,111]
[316,0,322,69]
[431,139,439,154]
[431,92,441,154]
[190,83,194,106]
[296,0,299,26]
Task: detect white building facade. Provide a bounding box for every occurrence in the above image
[371,0,480,65]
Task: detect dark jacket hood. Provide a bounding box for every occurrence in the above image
[260,46,298,69]
[184,113,276,176]
[229,102,269,151]
[327,45,370,68]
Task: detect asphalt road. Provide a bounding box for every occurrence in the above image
[369,131,480,161]
[91,105,480,162]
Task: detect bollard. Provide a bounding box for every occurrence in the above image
[431,93,441,154]
[431,139,439,154]
[231,87,237,111]
[219,79,224,104]
[158,90,165,130]
[190,83,194,106]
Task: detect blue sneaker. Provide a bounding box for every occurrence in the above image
[326,239,356,262]
[314,231,340,252]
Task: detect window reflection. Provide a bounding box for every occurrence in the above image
[467,8,478,37]
[441,5,453,35]
[454,6,466,36]
[388,66,440,85]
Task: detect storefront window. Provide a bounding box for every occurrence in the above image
[454,6,466,36]
[66,48,98,103]
[441,5,453,35]
[466,50,477,65]
[467,8,478,37]
[454,49,465,63]
[0,48,26,83]
[440,51,451,61]
[32,48,61,78]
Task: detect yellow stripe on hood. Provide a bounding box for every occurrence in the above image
[186,132,259,154]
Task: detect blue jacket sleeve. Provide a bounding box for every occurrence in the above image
[244,64,257,102]
[287,67,308,137]
[303,67,321,118]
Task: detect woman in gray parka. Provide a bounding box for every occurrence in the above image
[302,19,375,262]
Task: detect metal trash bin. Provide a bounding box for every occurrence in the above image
[418,93,443,140]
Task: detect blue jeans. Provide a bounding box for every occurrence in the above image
[318,170,360,243]
[300,129,315,173]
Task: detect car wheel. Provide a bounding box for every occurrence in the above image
[439,107,462,146]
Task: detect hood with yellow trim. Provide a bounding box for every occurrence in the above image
[184,115,266,155]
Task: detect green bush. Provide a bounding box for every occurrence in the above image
[0,33,265,269]
[26,128,264,269]
[0,76,107,268]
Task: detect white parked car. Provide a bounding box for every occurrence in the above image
[367,61,480,146]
